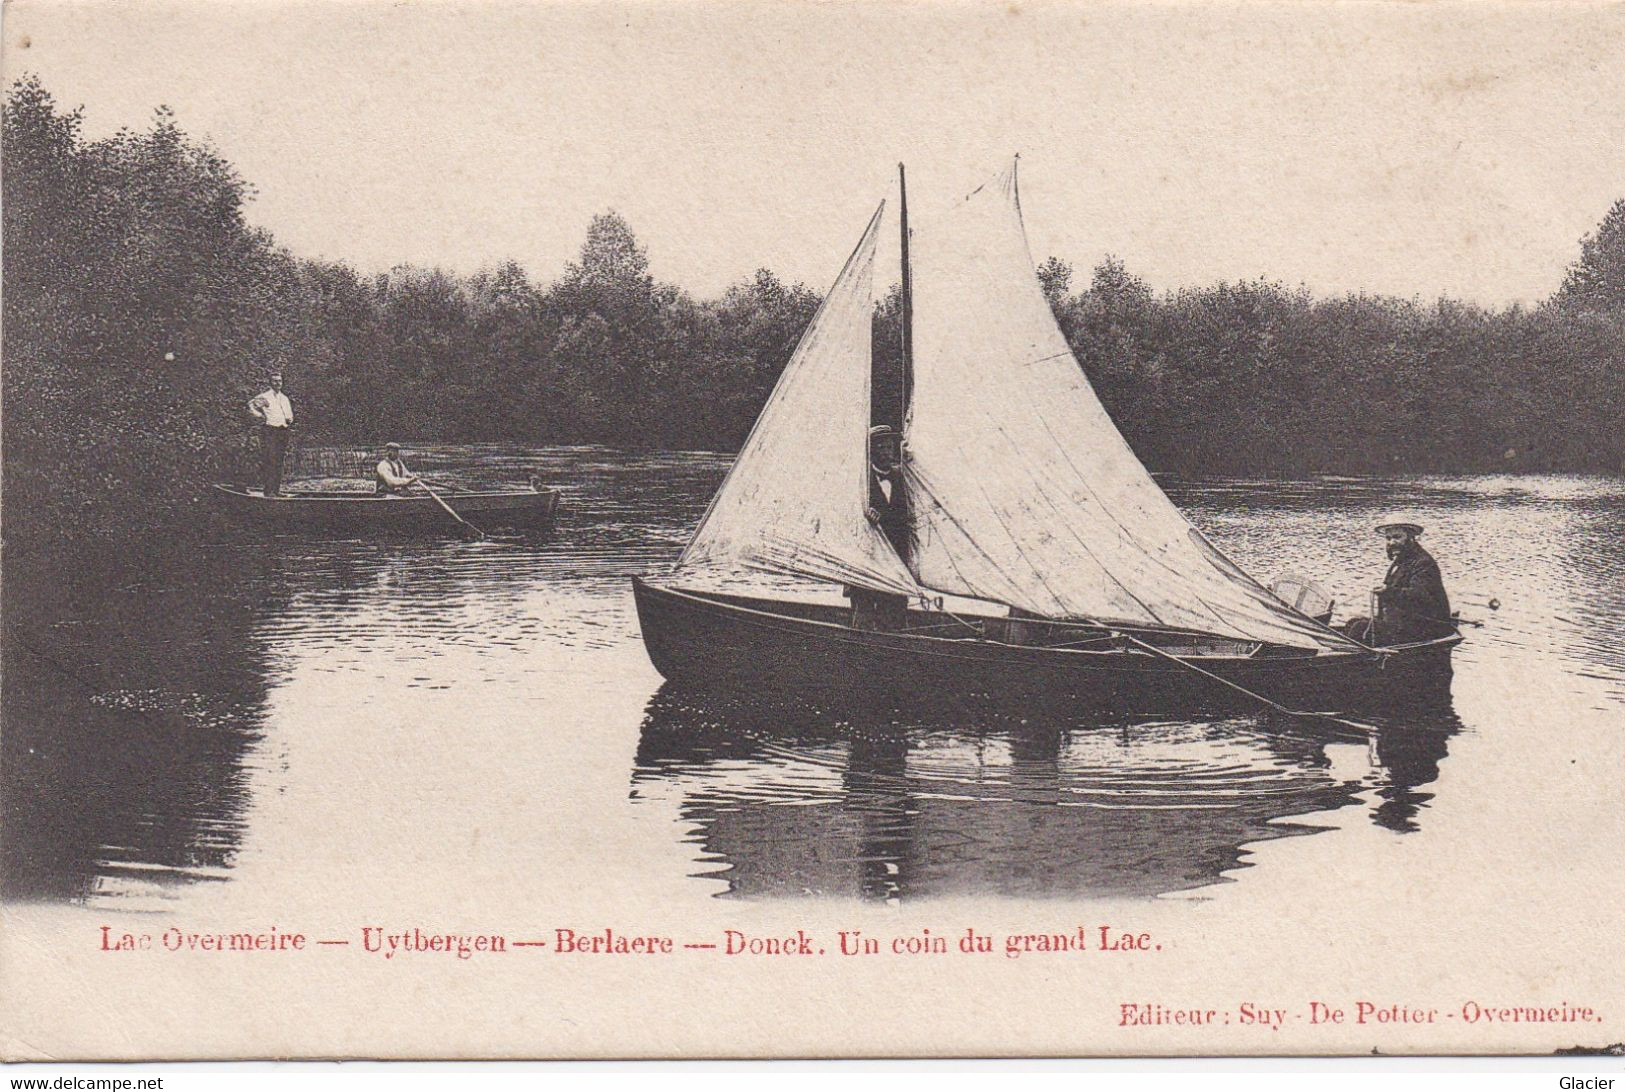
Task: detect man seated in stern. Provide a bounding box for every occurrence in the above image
[1342,514,1455,645]
[374,442,420,497]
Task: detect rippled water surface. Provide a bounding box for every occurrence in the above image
[5,447,1622,908]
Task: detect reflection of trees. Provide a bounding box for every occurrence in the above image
[3,518,576,906]
[632,687,1372,901]
[1,539,280,904]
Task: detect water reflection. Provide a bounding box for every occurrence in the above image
[629,686,1449,900]
[2,542,276,906]
[3,448,1619,910]
[1,447,721,909]
[1368,711,1461,834]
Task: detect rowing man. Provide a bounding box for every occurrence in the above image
[374,443,420,497]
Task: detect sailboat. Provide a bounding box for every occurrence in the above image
[632,161,1460,713]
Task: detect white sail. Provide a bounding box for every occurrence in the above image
[904,163,1356,650]
[677,204,920,596]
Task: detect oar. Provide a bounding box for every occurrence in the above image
[418,479,486,541]
[941,598,1384,734]
[1108,630,1380,735]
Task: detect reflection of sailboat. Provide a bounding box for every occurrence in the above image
[631,685,1365,900]
[633,162,1457,711]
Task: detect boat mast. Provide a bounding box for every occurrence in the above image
[893,162,915,568]
[897,162,914,429]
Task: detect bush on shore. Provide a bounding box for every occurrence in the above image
[4,76,1622,550]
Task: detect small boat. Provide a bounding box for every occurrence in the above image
[633,161,1460,713]
[210,483,560,534]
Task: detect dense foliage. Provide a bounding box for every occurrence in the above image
[1051,249,1625,474]
[4,76,1622,547]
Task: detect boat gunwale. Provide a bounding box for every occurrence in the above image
[210,483,560,504]
[632,576,1463,667]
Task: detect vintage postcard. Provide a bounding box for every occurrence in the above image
[2,0,1622,1062]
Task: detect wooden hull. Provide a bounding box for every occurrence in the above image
[631,577,1458,714]
[211,484,560,534]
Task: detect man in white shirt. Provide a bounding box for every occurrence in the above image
[247,373,294,496]
[374,443,420,497]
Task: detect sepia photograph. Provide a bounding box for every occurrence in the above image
[2,0,1623,1065]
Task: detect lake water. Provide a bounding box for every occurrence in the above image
[5,446,1623,910]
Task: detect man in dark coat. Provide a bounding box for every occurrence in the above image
[846,426,912,631]
[1370,515,1455,645]
[865,426,911,561]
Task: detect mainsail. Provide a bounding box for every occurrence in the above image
[677,204,920,596]
[903,162,1357,651]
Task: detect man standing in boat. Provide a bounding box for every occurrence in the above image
[375,442,420,497]
[1348,515,1454,645]
[847,425,912,630]
[246,372,294,496]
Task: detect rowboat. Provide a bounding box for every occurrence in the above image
[633,161,1459,713]
[210,483,560,534]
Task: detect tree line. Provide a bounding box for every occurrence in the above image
[4,75,1623,547]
